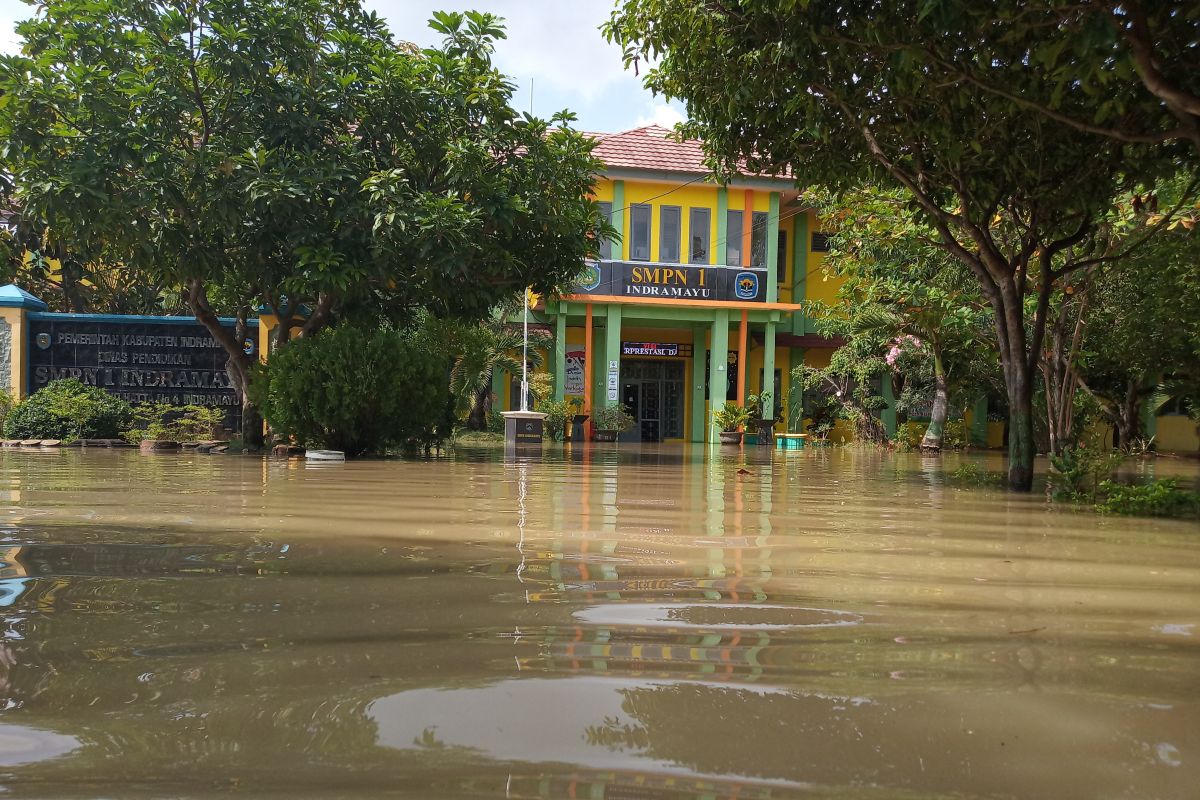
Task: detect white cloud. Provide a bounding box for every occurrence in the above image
[370,0,631,102]
[0,0,662,131]
[0,14,20,55]
[635,102,685,129]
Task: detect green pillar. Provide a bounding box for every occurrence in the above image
[553,308,567,402]
[970,395,988,447]
[762,321,776,420]
[766,192,780,303]
[788,348,805,433]
[611,180,626,261]
[690,321,709,443]
[716,187,728,266]
[592,328,606,413]
[603,304,622,409]
[881,373,897,437]
[709,309,730,441]
[791,211,809,335]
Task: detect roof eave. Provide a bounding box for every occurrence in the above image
[598,166,797,191]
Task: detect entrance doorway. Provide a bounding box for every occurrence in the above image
[619,360,685,442]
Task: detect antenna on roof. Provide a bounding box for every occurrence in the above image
[529,77,534,116]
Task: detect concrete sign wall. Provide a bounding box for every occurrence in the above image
[26,313,255,430]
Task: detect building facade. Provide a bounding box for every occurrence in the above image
[517,124,861,443]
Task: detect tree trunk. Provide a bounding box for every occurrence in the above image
[186,279,263,448]
[1113,378,1141,451]
[467,383,491,431]
[1006,367,1037,491]
[891,373,908,424]
[920,352,948,451]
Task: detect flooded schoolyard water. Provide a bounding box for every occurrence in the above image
[0,445,1196,798]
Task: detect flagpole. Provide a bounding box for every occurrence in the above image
[521,290,529,412]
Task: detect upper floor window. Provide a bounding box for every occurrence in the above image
[659,206,681,263]
[750,211,769,267]
[597,201,613,260]
[630,204,652,261]
[776,230,788,284]
[811,231,830,252]
[689,208,710,264]
[725,210,743,266]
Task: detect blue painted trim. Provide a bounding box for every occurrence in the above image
[0,284,49,311]
[256,303,311,318]
[27,311,258,327]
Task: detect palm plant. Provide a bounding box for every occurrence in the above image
[449,305,551,430]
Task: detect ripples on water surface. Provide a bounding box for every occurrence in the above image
[0,446,1197,799]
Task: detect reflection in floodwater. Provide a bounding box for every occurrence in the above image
[0,446,1195,798]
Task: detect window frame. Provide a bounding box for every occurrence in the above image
[776,229,788,284]
[659,205,682,263]
[750,211,769,267]
[688,207,710,264]
[725,210,744,267]
[629,203,652,261]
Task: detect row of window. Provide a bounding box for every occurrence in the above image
[598,202,826,280]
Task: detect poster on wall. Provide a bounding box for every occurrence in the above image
[564,350,585,395]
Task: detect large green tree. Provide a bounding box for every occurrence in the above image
[812,189,996,450]
[923,2,1199,151]
[607,0,1193,490]
[0,1,602,444]
[1079,220,1200,448]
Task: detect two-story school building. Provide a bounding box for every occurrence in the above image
[505,124,862,443]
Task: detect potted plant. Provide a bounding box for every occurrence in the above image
[713,402,752,445]
[590,405,635,442]
[747,391,775,446]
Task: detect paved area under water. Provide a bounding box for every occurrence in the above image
[0,445,1197,798]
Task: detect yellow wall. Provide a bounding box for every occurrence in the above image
[1155,416,1199,454]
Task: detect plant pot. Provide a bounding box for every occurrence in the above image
[718,431,743,446]
[593,430,618,443]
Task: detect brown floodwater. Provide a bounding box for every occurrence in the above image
[0,445,1196,799]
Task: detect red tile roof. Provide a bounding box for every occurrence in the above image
[588,124,789,180]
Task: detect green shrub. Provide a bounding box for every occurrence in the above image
[894,419,967,451]
[1097,480,1200,519]
[894,421,924,450]
[537,398,579,441]
[712,401,752,432]
[949,463,1005,487]
[4,379,133,440]
[251,322,449,456]
[122,402,227,443]
[1047,444,1124,502]
[591,404,635,432]
[806,400,840,441]
[943,420,967,449]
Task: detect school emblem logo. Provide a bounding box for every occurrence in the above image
[734,271,759,300]
[35,333,51,350]
[578,261,602,292]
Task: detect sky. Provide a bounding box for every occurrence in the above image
[0,0,685,133]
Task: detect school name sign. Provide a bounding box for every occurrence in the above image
[574,261,768,303]
[27,314,254,426]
